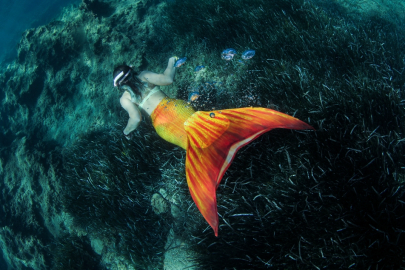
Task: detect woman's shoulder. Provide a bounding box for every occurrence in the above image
[120,91,132,104]
[120,91,136,108]
[121,91,131,99]
[135,72,154,89]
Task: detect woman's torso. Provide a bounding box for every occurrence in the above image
[137,84,166,115]
[122,76,167,115]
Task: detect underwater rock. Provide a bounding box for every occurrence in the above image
[170,203,182,221]
[151,190,169,214]
[101,252,135,270]
[163,229,197,270]
[90,237,104,255]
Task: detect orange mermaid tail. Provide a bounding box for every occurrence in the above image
[184,108,314,236]
[151,100,313,236]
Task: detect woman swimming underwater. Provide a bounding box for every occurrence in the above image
[113,57,314,236]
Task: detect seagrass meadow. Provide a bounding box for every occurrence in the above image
[0,0,404,269]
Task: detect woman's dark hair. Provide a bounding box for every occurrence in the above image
[113,65,143,97]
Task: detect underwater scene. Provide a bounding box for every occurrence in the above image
[0,0,405,269]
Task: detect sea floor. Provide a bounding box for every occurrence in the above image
[0,0,404,269]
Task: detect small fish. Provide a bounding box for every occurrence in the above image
[174,57,187,67]
[188,92,200,102]
[241,50,255,60]
[221,54,234,61]
[221,48,237,60]
[222,48,237,56]
[194,65,205,72]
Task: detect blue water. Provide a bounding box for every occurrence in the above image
[0,0,80,64]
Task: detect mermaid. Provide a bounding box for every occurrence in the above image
[113,57,314,236]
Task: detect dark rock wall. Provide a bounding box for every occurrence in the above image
[0,0,169,269]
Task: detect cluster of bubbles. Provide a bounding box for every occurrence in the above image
[240,83,261,107]
[187,81,221,106]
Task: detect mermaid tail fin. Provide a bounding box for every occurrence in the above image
[184,107,314,236]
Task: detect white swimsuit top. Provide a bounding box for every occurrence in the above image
[138,87,160,109]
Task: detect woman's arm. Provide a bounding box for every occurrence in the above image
[120,93,142,135]
[138,57,177,86]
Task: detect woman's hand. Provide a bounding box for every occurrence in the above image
[169,56,178,66]
[123,131,133,140]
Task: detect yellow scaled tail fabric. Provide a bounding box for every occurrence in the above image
[151,97,195,150]
[151,99,314,237]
